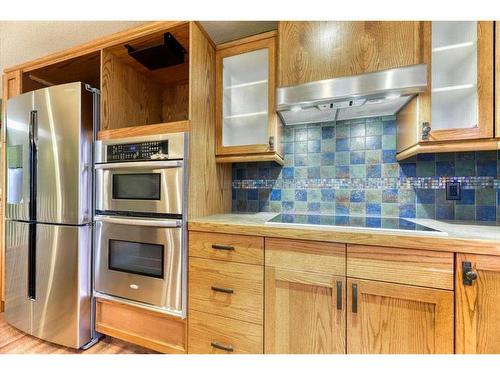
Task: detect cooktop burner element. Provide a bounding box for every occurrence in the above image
[266,214,444,234]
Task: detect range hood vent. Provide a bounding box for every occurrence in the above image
[277,64,427,126]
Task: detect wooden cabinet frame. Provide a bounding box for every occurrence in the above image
[347,278,454,354]
[422,21,494,142]
[215,31,281,162]
[265,267,346,354]
[456,253,500,354]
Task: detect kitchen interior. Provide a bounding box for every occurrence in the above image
[0,11,500,366]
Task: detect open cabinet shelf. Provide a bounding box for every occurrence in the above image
[100,22,190,134]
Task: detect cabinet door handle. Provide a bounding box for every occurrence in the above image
[212,244,235,251]
[211,286,234,294]
[352,283,358,313]
[211,341,234,352]
[336,281,342,310]
[462,261,478,286]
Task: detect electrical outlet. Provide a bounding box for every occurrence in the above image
[445,181,461,200]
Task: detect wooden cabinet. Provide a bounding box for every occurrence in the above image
[95,298,186,354]
[347,278,454,354]
[264,238,346,354]
[496,22,500,139]
[396,21,496,159]
[278,21,422,87]
[215,31,283,165]
[187,231,264,354]
[456,253,500,354]
[265,267,345,354]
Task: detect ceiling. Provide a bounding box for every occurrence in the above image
[199,21,277,44]
[0,21,278,92]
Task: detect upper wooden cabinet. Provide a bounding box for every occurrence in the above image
[456,253,500,354]
[215,32,283,165]
[396,21,496,158]
[278,21,422,87]
[424,21,494,142]
[496,22,500,139]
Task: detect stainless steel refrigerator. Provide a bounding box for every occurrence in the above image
[5,82,95,349]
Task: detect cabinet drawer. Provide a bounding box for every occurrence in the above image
[188,310,263,354]
[95,298,186,354]
[189,231,264,265]
[265,238,346,276]
[188,258,264,324]
[347,245,454,290]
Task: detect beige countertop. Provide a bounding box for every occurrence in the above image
[188,212,500,255]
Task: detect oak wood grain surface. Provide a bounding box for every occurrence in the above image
[455,253,500,353]
[188,257,264,325]
[189,231,264,265]
[347,278,454,354]
[188,310,263,354]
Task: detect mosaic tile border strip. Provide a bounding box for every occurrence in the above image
[232,177,500,190]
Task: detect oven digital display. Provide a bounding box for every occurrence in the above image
[107,140,168,162]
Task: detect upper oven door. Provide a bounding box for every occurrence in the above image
[95,160,183,216]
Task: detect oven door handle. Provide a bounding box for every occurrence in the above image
[94,160,183,169]
[95,215,182,228]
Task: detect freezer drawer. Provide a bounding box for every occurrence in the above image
[31,223,92,348]
[4,220,31,334]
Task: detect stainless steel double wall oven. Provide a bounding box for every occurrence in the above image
[94,132,188,317]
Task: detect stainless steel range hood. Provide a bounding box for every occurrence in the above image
[277,64,427,126]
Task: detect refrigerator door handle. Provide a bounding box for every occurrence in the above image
[28,110,38,300]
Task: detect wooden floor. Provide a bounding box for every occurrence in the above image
[0,313,157,354]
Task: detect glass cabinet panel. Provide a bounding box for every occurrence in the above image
[431,21,478,130]
[222,48,269,147]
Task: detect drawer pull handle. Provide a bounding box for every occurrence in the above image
[212,244,235,251]
[352,283,358,313]
[211,286,234,294]
[336,281,342,310]
[211,341,234,352]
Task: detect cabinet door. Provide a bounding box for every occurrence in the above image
[215,33,278,157]
[265,267,345,354]
[424,21,494,142]
[278,21,421,87]
[347,278,454,354]
[456,253,500,354]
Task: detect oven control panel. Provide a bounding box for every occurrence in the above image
[107,140,169,162]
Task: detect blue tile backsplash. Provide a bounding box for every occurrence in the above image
[232,116,500,222]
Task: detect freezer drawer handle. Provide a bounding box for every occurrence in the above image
[211,286,234,294]
[210,341,234,352]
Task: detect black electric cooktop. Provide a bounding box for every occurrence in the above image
[267,214,443,233]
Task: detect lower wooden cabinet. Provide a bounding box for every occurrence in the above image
[456,253,500,354]
[188,310,263,354]
[346,278,454,354]
[265,267,346,354]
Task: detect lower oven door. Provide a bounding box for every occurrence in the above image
[95,215,183,314]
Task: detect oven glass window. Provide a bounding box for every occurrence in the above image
[112,173,161,200]
[108,239,164,278]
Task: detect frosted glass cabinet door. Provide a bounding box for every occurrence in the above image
[215,34,279,158]
[427,21,493,141]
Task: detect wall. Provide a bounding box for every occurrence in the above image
[232,116,500,222]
